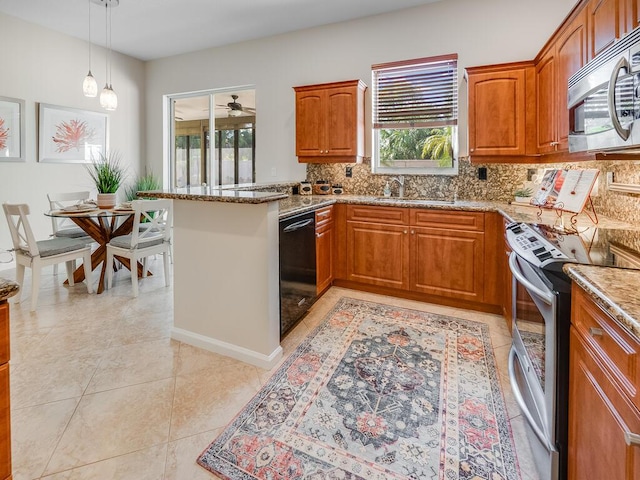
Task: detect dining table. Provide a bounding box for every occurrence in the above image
[45,206,150,293]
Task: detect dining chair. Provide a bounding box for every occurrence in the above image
[47,191,93,275]
[105,199,172,297]
[3,203,93,311]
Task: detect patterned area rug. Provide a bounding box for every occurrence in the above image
[198,298,520,480]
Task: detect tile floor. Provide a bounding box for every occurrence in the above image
[5,258,539,479]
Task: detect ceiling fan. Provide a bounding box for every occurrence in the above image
[216,94,255,117]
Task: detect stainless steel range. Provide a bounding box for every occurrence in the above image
[505,222,640,480]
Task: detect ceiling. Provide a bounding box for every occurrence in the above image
[0,0,444,61]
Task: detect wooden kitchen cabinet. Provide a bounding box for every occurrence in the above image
[294,80,367,163]
[315,206,334,294]
[344,205,489,304]
[345,206,410,290]
[466,62,536,159]
[623,0,640,33]
[503,221,514,334]
[568,286,640,480]
[410,227,484,302]
[0,301,11,480]
[588,0,622,58]
[536,8,588,155]
[536,46,557,154]
[409,209,485,302]
[556,9,588,151]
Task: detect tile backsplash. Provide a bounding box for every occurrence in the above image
[306,156,640,227]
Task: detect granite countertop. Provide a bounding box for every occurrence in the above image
[0,278,19,302]
[138,187,287,204]
[564,264,640,342]
[277,195,634,230]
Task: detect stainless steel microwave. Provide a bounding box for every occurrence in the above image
[568,26,640,153]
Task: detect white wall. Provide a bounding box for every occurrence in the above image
[0,12,145,271]
[145,0,577,184]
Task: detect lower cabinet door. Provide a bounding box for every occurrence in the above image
[410,227,484,301]
[568,327,640,480]
[316,221,334,294]
[0,363,10,480]
[346,221,410,290]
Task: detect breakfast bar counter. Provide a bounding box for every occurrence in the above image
[142,187,287,369]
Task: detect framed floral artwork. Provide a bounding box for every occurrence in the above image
[38,103,108,163]
[0,96,26,162]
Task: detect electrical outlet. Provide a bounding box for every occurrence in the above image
[527,169,537,181]
[345,166,353,178]
[478,167,487,180]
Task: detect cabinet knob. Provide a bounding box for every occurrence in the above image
[625,431,640,447]
[589,327,604,337]
[411,230,415,235]
[316,233,320,238]
[470,148,474,152]
[403,230,408,234]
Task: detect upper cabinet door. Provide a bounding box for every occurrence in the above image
[467,64,533,156]
[294,80,366,163]
[588,0,621,59]
[325,86,359,156]
[623,0,640,34]
[536,47,557,154]
[556,9,588,151]
[295,91,325,156]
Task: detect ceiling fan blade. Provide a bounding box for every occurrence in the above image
[242,107,256,113]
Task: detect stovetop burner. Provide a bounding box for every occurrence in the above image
[506,222,640,272]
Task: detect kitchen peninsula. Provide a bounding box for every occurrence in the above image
[145,186,287,369]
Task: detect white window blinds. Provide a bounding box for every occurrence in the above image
[372,54,458,129]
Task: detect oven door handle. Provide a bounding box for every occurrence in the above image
[508,347,552,449]
[508,252,554,305]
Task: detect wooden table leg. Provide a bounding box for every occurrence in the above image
[61,213,151,293]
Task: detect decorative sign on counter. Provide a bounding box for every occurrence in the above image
[531,168,599,214]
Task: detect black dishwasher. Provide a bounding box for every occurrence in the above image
[279,211,316,337]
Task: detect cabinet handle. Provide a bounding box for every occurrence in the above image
[316,233,320,238]
[470,148,475,152]
[411,230,415,235]
[403,230,408,234]
[589,327,604,337]
[625,431,640,447]
[550,141,559,146]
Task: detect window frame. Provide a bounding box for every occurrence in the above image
[371,54,459,176]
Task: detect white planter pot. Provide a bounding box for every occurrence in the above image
[97,193,117,209]
[514,196,532,204]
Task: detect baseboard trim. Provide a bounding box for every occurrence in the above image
[171,327,283,370]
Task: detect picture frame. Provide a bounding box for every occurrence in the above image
[38,103,108,163]
[0,96,26,162]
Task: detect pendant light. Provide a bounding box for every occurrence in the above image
[82,0,97,97]
[99,0,118,111]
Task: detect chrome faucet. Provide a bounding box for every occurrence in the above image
[390,175,405,198]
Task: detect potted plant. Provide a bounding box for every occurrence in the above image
[513,186,533,203]
[125,171,161,201]
[85,151,126,209]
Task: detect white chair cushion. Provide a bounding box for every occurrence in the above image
[54,227,89,239]
[21,238,89,258]
[110,234,164,249]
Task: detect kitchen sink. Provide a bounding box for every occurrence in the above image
[371,197,457,205]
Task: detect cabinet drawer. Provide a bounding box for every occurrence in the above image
[347,205,408,225]
[410,209,485,231]
[0,303,7,365]
[572,285,640,408]
[315,205,334,228]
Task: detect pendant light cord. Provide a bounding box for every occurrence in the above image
[87,0,92,68]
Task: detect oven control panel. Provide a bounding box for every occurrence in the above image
[506,222,569,268]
